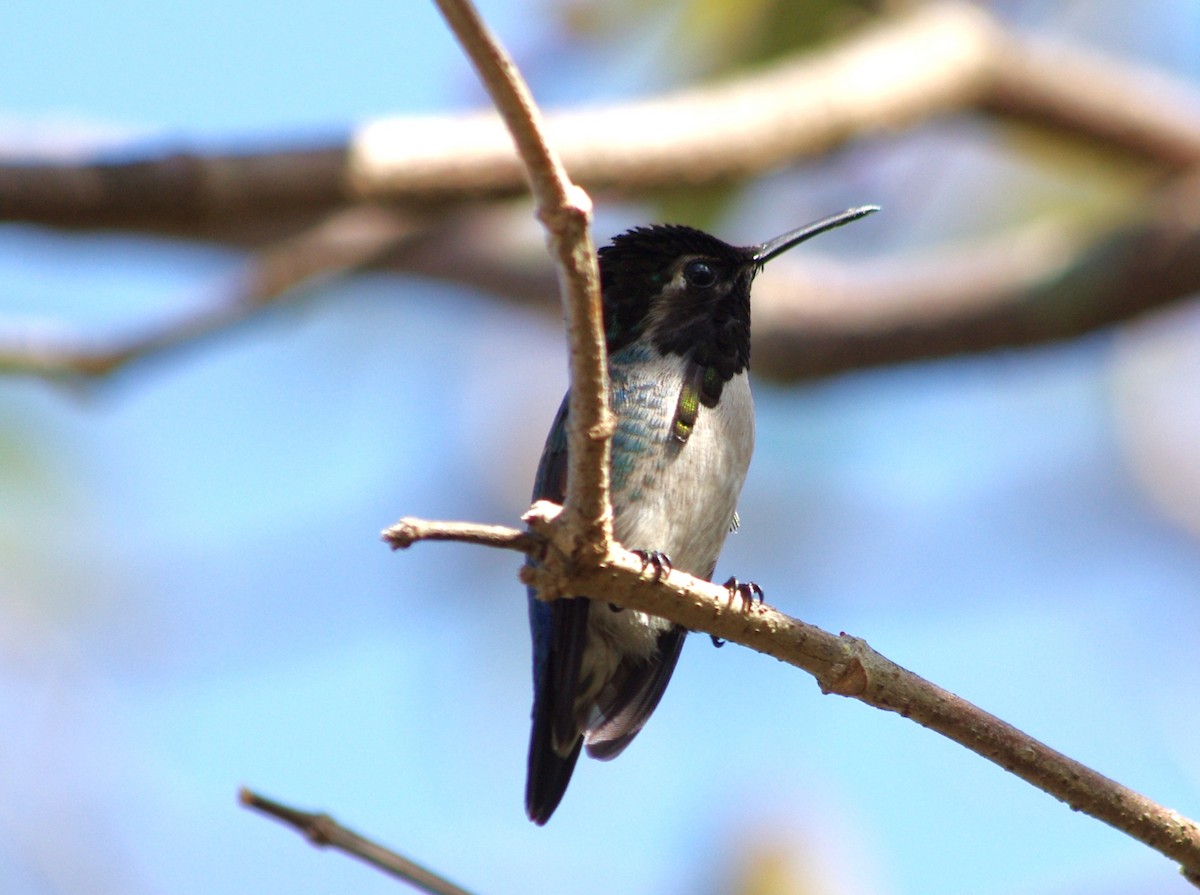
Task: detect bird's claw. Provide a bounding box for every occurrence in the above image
[710,577,763,647]
[632,550,673,582]
[612,550,673,613]
[722,576,763,608]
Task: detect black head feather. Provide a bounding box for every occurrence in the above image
[596,207,879,384]
[599,224,757,378]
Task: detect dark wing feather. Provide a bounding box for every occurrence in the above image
[526,601,586,824]
[525,394,594,824]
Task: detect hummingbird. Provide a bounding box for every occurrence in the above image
[525,205,878,824]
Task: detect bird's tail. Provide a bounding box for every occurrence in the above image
[525,597,590,824]
[525,720,583,825]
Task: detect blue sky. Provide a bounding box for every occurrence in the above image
[1,2,1200,895]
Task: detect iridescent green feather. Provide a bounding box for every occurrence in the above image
[672,361,725,444]
[672,379,701,443]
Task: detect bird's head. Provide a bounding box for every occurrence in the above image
[598,205,878,380]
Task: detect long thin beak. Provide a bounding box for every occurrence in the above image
[752,205,879,266]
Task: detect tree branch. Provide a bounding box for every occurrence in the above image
[239,788,476,895]
[307,0,1200,887]
[384,507,1200,887]
[984,29,1200,168]
[350,1,999,201]
[431,0,613,551]
[0,205,415,381]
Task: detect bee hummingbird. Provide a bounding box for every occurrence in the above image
[525,205,878,824]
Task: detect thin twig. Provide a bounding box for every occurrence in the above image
[382,516,539,552]
[239,788,476,895]
[387,1,1200,883]
[431,0,613,550]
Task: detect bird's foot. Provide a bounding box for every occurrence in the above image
[723,576,763,607]
[610,550,673,613]
[710,577,763,647]
[632,550,673,582]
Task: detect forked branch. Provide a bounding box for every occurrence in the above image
[384,510,1200,887]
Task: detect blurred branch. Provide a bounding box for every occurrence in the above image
[0,205,415,381]
[3,2,1200,383]
[3,2,1200,243]
[239,788,476,895]
[384,507,1200,889]
[6,163,1200,383]
[349,1,996,201]
[393,167,1200,380]
[751,166,1200,377]
[432,0,612,544]
[984,30,1200,168]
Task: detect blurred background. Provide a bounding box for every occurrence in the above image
[2,1,1200,893]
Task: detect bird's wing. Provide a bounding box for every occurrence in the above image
[526,394,592,824]
[583,623,686,760]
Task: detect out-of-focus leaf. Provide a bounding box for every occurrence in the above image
[560,0,884,78]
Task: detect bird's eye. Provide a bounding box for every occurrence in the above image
[683,259,718,289]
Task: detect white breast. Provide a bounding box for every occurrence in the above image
[613,362,754,576]
[585,355,755,661]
